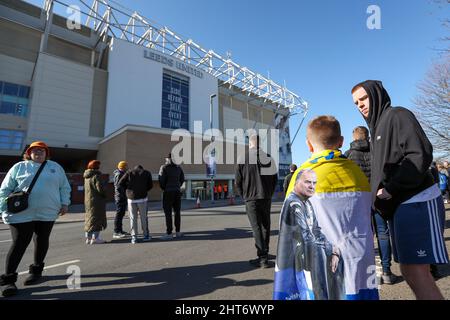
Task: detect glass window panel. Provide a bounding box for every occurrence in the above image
[0,81,3,93]
[14,131,25,137]
[3,83,19,96]
[18,86,30,98]
[0,101,16,114]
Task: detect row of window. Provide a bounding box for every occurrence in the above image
[0,129,25,151]
[0,81,30,117]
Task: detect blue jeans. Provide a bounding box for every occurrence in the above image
[372,210,392,273]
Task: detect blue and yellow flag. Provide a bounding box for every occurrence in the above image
[273,150,379,300]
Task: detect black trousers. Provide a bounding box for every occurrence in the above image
[114,201,127,233]
[163,191,181,234]
[245,199,271,258]
[5,221,55,275]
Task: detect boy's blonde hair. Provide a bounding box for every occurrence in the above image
[307,115,342,149]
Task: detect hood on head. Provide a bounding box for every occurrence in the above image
[84,169,100,178]
[353,80,391,132]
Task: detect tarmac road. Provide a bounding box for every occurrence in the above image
[0,202,448,300]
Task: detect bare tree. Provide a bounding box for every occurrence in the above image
[414,58,450,159]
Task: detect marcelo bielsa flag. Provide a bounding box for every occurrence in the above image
[273,150,379,300]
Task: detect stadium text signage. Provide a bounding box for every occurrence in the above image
[144,49,204,79]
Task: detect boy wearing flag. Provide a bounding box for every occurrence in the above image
[275,115,378,300]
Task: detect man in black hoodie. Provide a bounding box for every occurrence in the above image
[235,134,278,268]
[351,80,448,299]
[159,153,185,240]
[345,126,398,285]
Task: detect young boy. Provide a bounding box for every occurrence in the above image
[280,115,378,300]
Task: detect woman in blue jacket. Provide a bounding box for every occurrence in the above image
[0,141,71,297]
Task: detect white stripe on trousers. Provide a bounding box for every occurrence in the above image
[433,198,448,263]
[428,198,448,263]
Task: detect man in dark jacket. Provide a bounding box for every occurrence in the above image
[235,134,278,268]
[119,165,153,244]
[352,80,448,299]
[283,164,297,194]
[113,161,128,238]
[345,126,398,285]
[159,153,185,240]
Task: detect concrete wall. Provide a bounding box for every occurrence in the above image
[105,38,219,136]
[26,53,101,149]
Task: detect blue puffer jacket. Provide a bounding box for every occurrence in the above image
[0,160,71,224]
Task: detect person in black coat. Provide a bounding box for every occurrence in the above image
[158,153,185,240]
[235,134,278,268]
[344,126,398,285]
[352,80,448,299]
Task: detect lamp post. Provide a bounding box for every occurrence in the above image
[209,94,217,203]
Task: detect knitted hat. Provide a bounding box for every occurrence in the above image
[26,141,49,157]
[117,161,128,170]
[87,160,101,169]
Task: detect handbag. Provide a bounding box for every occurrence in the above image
[7,161,47,214]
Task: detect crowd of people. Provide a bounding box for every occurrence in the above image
[0,79,448,300]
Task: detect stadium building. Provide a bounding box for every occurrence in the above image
[0,0,307,201]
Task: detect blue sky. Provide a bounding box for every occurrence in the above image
[28,0,448,164]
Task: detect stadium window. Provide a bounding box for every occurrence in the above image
[0,82,30,117]
[0,129,24,150]
[3,82,19,96]
[18,86,30,98]
[0,101,16,115]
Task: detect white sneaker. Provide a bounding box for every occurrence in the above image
[161,234,173,240]
[85,238,90,245]
[90,238,106,244]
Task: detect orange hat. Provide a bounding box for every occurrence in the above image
[26,141,49,157]
[117,161,128,170]
[87,160,101,169]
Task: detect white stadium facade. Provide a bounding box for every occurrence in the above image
[0,0,308,201]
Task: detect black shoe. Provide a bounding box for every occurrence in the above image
[1,273,18,297]
[249,258,261,267]
[24,264,45,286]
[381,271,399,285]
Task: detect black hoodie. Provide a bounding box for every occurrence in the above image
[354,80,434,219]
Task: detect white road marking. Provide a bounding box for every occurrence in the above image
[18,259,81,275]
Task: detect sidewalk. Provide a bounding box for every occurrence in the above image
[58,197,246,223]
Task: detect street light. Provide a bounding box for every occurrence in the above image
[209,94,217,203]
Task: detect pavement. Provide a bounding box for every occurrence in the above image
[0,201,448,300]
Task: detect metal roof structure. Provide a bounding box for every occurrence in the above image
[42,0,308,115]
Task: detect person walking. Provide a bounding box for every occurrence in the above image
[283,164,297,194]
[119,165,153,244]
[159,153,185,240]
[344,126,398,285]
[84,160,107,245]
[113,161,129,238]
[235,134,278,268]
[352,80,448,299]
[0,141,71,297]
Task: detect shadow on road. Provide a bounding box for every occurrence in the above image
[8,261,273,300]
[108,228,279,243]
